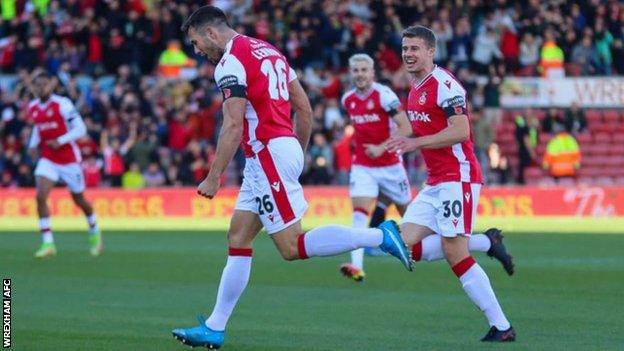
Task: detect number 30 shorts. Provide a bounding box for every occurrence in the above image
[234,137,308,234]
[401,181,481,237]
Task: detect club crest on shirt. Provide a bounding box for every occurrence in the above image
[350,102,356,109]
[47,110,53,117]
[366,99,375,110]
[419,91,427,105]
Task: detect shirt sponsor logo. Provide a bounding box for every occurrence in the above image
[38,121,59,131]
[351,114,381,124]
[407,110,431,122]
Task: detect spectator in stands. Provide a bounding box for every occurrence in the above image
[472,26,502,74]
[572,35,599,75]
[143,162,166,187]
[613,39,624,75]
[488,143,510,185]
[332,125,353,186]
[158,40,196,78]
[539,28,565,78]
[564,102,587,135]
[122,162,144,189]
[515,112,539,185]
[483,68,502,125]
[101,126,136,187]
[594,19,614,75]
[449,18,472,69]
[542,108,566,134]
[518,32,541,75]
[307,132,334,185]
[471,107,493,184]
[542,124,581,181]
[432,20,453,65]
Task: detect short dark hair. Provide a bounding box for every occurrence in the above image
[402,25,436,48]
[181,5,230,35]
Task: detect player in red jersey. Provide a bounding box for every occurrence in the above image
[339,53,413,282]
[172,7,411,349]
[27,72,102,258]
[386,26,516,342]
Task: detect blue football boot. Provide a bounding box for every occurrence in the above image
[378,220,413,271]
[172,316,224,349]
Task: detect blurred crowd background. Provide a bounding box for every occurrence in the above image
[1,0,623,189]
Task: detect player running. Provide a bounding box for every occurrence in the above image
[339,53,413,282]
[172,6,411,349]
[386,26,516,342]
[342,55,514,283]
[27,72,102,258]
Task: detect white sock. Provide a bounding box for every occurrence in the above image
[469,234,491,252]
[298,226,383,258]
[454,257,511,330]
[350,209,369,270]
[412,234,492,262]
[39,217,53,244]
[87,214,98,233]
[205,249,252,331]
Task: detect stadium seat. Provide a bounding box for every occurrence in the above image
[603,110,620,123]
[593,132,612,143]
[585,110,602,124]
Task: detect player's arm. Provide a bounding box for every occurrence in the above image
[51,98,86,149]
[27,124,40,160]
[288,73,312,151]
[198,62,247,199]
[387,94,470,153]
[208,98,245,178]
[364,88,412,158]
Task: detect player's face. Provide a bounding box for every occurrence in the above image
[32,76,55,99]
[402,36,435,74]
[350,61,374,91]
[187,27,224,65]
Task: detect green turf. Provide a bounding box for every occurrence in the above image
[1,231,623,350]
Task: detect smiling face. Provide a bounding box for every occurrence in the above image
[187,26,225,65]
[401,36,435,75]
[349,60,374,91]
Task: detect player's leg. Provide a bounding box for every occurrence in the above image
[33,159,60,258]
[343,196,374,281]
[346,164,378,278]
[438,182,514,342]
[257,137,410,269]
[62,163,102,256]
[442,236,515,341]
[34,175,57,257]
[172,210,263,348]
[400,183,513,274]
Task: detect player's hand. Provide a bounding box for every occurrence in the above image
[197,174,220,199]
[386,136,419,154]
[46,140,61,149]
[363,143,384,158]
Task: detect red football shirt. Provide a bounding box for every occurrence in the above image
[214,34,297,157]
[28,95,82,165]
[341,82,402,167]
[406,66,482,185]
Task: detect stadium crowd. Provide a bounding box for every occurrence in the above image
[1,0,623,188]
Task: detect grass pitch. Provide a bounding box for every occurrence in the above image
[1,230,623,350]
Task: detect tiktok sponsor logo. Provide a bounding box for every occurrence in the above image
[407,110,431,122]
[2,279,10,349]
[563,188,615,216]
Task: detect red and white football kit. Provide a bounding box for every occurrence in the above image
[401,66,483,236]
[28,94,87,193]
[341,82,411,205]
[214,34,306,234]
